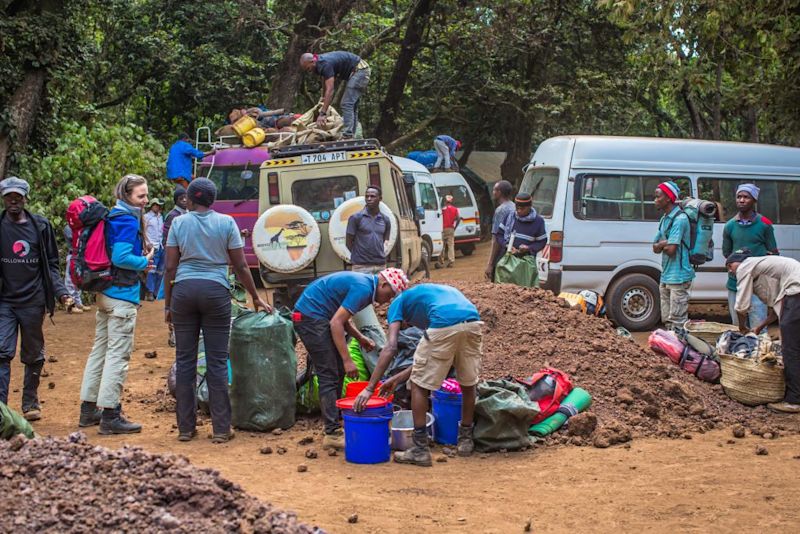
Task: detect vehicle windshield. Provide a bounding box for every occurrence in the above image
[519,168,558,218]
[199,165,258,201]
[436,185,472,208]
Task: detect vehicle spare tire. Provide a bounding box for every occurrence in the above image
[328,197,398,263]
[253,205,321,273]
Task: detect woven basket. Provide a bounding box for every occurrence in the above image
[684,320,738,345]
[719,352,785,406]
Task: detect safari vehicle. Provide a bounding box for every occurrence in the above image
[521,135,800,331]
[195,127,271,271]
[255,138,423,305]
[392,155,444,266]
[431,171,481,256]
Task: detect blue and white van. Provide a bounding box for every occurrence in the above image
[392,155,444,265]
[520,135,800,331]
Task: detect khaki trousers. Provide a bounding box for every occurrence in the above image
[80,294,138,408]
[439,228,456,266]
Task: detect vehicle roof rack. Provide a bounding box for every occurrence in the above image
[270,138,382,159]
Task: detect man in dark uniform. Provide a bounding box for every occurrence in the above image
[346,186,390,274]
[300,51,371,139]
[0,177,72,421]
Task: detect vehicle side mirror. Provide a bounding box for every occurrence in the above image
[416,206,425,220]
[241,170,254,181]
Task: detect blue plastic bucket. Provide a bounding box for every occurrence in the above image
[341,402,394,419]
[432,390,462,445]
[342,412,392,464]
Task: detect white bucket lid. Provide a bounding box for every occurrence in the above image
[328,197,398,263]
[253,205,321,273]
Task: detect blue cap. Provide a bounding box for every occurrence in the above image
[0,177,30,198]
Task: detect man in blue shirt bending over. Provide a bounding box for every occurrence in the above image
[652,181,695,331]
[432,135,461,172]
[355,283,483,467]
[293,268,408,450]
[166,133,212,190]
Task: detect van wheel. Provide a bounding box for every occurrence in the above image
[606,273,660,332]
[459,243,475,256]
[421,239,432,265]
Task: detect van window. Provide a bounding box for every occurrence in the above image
[418,181,439,210]
[291,176,358,214]
[576,175,691,221]
[436,185,472,208]
[391,169,414,218]
[697,177,800,225]
[202,166,259,201]
[519,168,558,218]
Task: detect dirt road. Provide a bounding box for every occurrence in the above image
[6,242,800,533]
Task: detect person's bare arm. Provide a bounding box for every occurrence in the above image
[321,77,335,113]
[354,322,401,411]
[330,307,359,378]
[753,308,778,334]
[163,246,180,323]
[662,243,678,257]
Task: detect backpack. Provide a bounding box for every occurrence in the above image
[517,368,573,424]
[66,196,135,292]
[663,197,717,267]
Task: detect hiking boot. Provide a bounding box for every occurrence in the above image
[767,401,800,414]
[22,406,41,422]
[78,401,102,427]
[322,429,345,451]
[457,423,475,457]
[98,405,142,435]
[211,431,235,444]
[178,430,198,442]
[394,429,432,467]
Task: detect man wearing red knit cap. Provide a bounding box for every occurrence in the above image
[652,181,695,331]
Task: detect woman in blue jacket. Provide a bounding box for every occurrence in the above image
[78,174,154,434]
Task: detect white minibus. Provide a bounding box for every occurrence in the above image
[520,136,800,331]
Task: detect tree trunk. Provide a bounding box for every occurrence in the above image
[266,0,355,110]
[743,106,759,143]
[373,0,436,145]
[680,84,705,139]
[499,114,533,190]
[0,69,47,179]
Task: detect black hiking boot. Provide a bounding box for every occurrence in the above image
[78,401,103,427]
[457,423,475,457]
[394,429,432,467]
[98,405,142,435]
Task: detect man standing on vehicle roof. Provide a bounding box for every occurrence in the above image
[293,268,408,450]
[0,177,73,421]
[166,133,213,189]
[726,251,800,413]
[436,195,461,269]
[722,183,779,328]
[354,283,483,467]
[347,186,390,274]
[652,181,695,331]
[485,180,515,281]
[300,51,370,140]
[432,135,461,172]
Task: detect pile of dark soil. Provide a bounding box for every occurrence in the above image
[442,281,792,446]
[0,433,322,533]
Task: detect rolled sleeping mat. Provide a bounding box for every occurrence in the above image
[529,387,592,437]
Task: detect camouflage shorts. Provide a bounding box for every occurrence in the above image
[659,281,692,330]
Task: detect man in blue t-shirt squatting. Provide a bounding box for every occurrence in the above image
[354,283,484,467]
[293,268,409,451]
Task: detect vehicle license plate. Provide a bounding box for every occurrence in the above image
[301,151,347,164]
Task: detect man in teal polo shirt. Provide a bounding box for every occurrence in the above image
[652,181,695,331]
[722,183,779,328]
[354,283,483,467]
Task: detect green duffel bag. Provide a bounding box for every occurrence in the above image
[0,401,35,440]
[494,252,539,287]
[230,308,297,431]
[474,379,539,452]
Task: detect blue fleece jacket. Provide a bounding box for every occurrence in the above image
[102,200,148,304]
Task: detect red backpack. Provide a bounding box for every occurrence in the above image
[517,368,573,424]
[66,196,120,292]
